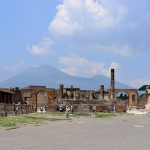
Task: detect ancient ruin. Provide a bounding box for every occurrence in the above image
[55,69,141,112]
[0,69,149,114]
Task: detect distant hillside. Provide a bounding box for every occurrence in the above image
[0,65,131,90]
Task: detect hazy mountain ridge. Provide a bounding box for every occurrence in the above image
[0,65,131,90]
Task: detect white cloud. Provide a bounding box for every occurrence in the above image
[75,44,133,57]
[29,37,53,56]
[110,62,120,71]
[112,45,136,57]
[129,79,150,88]
[59,54,120,77]
[48,0,135,57]
[30,46,46,56]
[49,0,126,36]
[28,0,150,59]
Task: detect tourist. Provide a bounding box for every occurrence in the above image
[108,105,111,113]
[66,106,70,119]
[128,105,132,110]
[15,105,19,116]
[40,105,43,112]
[44,105,48,112]
[70,105,74,113]
[92,105,96,115]
[113,105,116,112]
[59,103,63,112]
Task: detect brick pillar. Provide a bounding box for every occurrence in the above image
[100,85,104,99]
[59,84,64,99]
[70,85,74,99]
[110,69,115,99]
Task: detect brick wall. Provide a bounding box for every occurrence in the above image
[0,104,34,115]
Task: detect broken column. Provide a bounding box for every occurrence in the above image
[100,85,104,99]
[70,85,74,99]
[59,84,64,99]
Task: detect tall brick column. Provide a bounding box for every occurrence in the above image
[110,69,115,99]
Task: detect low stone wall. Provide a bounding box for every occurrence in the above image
[116,104,127,112]
[138,98,146,108]
[49,105,57,112]
[51,103,127,113]
[5,104,14,114]
[96,105,108,112]
[77,105,90,114]
[0,104,34,116]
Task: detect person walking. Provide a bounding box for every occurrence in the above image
[66,106,70,119]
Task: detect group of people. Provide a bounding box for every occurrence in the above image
[57,104,74,119]
[58,104,97,119]
[40,105,48,112]
[108,104,116,112]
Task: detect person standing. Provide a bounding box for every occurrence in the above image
[40,105,43,113]
[92,105,96,115]
[59,103,63,112]
[15,105,19,116]
[70,105,74,113]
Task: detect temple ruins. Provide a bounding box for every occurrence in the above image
[0,69,149,114]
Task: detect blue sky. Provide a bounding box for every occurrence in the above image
[0,0,150,88]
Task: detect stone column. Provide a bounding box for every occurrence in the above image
[59,84,64,99]
[74,91,76,100]
[70,85,74,99]
[100,85,104,99]
[110,69,115,99]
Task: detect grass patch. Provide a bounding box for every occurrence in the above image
[0,114,64,130]
[95,112,124,118]
[71,112,78,117]
[0,112,125,130]
[47,112,78,117]
[47,112,65,116]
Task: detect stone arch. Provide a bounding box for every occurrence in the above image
[29,90,49,111]
[115,89,138,106]
[116,90,129,101]
[36,90,49,107]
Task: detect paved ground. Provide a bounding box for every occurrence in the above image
[1,114,150,150]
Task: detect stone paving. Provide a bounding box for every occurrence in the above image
[1,114,150,150]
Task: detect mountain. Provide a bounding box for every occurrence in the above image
[0,65,131,90]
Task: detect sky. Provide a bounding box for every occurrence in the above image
[0,0,150,88]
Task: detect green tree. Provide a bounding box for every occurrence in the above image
[120,93,124,100]
[124,94,128,100]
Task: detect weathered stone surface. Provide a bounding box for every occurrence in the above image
[0,104,34,115]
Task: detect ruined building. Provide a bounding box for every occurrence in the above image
[0,87,23,104]
[56,69,138,110]
[0,69,148,112]
[21,86,56,111]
